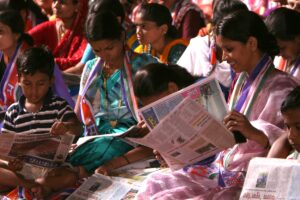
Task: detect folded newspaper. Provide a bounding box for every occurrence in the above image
[0,132,74,179]
[66,173,132,200]
[67,168,162,200]
[240,157,300,200]
[72,125,144,152]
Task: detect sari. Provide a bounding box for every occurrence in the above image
[68,50,157,174]
[135,38,188,64]
[136,55,298,200]
[29,0,88,71]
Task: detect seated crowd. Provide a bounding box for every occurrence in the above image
[0,0,299,199]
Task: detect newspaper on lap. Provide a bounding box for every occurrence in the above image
[0,132,74,179]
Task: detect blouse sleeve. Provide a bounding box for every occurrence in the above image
[28,21,58,51]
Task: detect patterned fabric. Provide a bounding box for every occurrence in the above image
[135,38,188,64]
[136,56,299,200]
[29,0,88,71]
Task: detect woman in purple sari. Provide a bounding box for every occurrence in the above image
[136,10,299,200]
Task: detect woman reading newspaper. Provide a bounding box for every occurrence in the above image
[135,10,299,199]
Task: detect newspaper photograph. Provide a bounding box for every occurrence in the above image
[0,132,74,179]
[129,98,235,170]
[66,174,132,200]
[139,77,228,130]
[240,157,300,200]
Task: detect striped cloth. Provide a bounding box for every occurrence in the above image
[2,90,77,134]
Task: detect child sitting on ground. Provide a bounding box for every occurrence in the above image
[0,47,82,194]
[268,86,300,159]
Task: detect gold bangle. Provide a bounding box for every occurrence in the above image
[122,155,130,164]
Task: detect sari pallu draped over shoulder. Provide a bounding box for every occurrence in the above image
[78,49,154,136]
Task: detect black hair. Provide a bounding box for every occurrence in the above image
[16,46,55,78]
[265,7,300,41]
[0,0,48,22]
[134,63,196,98]
[137,3,178,39]
[215,10,279,57]
[212,0,248,25]
[0,10,33,46]
[89,0,125,23]
[281,86,300,113]
[85,11,122,41]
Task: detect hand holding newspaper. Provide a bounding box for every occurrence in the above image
[0,132,74,179]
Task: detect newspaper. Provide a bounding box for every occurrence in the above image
[129,98,235,170]
[67,168,162,200]
[71,126,143,154]
[139,76,228,130]
[66,174,132,200]
[0,132,74,179]
[240,157,300,200]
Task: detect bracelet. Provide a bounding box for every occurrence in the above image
[122,155,130,164]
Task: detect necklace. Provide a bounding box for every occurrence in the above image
[103,63,122,128]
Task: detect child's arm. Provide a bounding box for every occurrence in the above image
[0,167,37,188]
[267,134,292,158]
[95,146,154,176]
[8,158,24,172]
[50,117,83,137]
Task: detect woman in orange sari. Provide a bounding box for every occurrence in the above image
[29,0,88,71]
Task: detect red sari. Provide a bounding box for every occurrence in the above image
[29,0,88,71]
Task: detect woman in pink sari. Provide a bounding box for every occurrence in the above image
[29,0,88,71]
[136,10,299,200]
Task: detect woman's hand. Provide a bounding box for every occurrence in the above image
[224,110,269,147]
[224,110,256,139]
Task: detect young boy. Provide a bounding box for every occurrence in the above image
[0,47,82,192]
[268,86,300,159]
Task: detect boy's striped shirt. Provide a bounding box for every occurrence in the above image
[2,91,77,134]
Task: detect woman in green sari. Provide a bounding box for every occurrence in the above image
[30,11,157,198]
[70,11,157,177]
